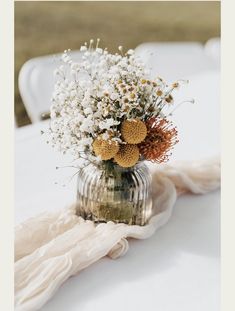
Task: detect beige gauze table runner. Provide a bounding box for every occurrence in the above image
[15,157,220,311]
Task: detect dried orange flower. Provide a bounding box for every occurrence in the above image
[138,117,178,163]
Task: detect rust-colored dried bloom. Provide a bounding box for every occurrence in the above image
[138,117,178,163]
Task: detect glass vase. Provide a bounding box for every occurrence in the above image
[76,161,153,226]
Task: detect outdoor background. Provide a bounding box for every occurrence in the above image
[15,1,220,127]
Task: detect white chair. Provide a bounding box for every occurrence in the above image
[204,37,220,68]
[18,50,82,123]
[135,42,218,81]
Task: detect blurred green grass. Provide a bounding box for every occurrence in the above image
[15,1,220,127]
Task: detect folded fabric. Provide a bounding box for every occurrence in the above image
[15,157,220,311]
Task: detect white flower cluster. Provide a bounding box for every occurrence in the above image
[49,40,183,162]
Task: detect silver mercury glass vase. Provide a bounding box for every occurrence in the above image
[76,161,153,226]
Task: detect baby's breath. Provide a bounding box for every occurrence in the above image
[49,40,186,163]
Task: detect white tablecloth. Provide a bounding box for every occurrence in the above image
[15,71,220,311]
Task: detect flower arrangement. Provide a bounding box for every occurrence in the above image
[49,39,190,168]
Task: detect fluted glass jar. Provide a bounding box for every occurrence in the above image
[76,161,153,226]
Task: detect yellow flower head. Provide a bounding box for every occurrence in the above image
[114,144,139,168]
[93,137,119,160]
[121,119,147,144]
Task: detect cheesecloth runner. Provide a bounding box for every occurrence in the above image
[15,157,220,311]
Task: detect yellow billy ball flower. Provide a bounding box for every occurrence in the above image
[93,137,119,160]
[121,119,147,144]
[114,144,140,168]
